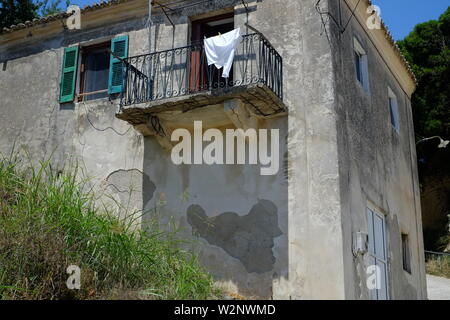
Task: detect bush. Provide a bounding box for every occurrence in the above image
[426,255,450,279]
[0,156,218,299]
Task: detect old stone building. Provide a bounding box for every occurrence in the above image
[0,0,427,299]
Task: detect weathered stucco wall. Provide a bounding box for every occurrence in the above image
[243,0,346,299]
[328,0,427,299]
[0,15,149,222]
[0,0,426,299]
[144,0,344,299]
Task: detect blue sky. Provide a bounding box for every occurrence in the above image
[68,0,449,40]
[370,0,449,39]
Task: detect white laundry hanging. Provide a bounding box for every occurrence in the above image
[203,28,241,78]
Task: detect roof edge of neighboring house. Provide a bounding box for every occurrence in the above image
[0,0,133,35]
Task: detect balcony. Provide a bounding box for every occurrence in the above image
[116,33,286,139]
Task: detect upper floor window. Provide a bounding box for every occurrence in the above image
[388,87,400,132]
[354,37,369,92]
[79,42,110,101]
[59,35,129,104]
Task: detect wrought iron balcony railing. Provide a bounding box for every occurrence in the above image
[119,33,283,111]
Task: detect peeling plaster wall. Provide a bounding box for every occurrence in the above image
[137,0,345,299]
[327,0,427,299]
[142,116,289,299]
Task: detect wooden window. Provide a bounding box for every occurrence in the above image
[59,35,129,103]
[79,42,110,101]
[108,35,129,94]
[59,46,79,103]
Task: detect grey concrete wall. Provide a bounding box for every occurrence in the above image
[327,0,427,299]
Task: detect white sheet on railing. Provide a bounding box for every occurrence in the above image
[204,28,241,78]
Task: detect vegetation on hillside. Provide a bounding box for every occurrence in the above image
[426,255,450,279]
[398,7,450,251]
[0,155,218,300]
[397,7,450,138]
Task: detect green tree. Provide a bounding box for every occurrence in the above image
[0,0,39,29]
[398,7,450,251]
[0,0,70,30]
[398,7,450,138]
[37,0,70,17]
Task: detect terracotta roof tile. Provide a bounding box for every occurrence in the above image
[0,0,130,35]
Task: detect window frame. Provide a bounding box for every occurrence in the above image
[388,87,400,133]
[366,204,390,300]
[353,37,370,92]
[78,41,112,102]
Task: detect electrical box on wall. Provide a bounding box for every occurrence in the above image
[353,231,369,255]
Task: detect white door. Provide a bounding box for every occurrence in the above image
[367,207,389,300]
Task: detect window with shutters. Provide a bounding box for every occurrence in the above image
[59,35,128,103]
[108,36,128,94]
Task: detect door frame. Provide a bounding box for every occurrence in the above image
[366,203,390,300]
[189,12,235,92]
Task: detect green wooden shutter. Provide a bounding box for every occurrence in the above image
[108,35,129,94]
[59,46,79,103]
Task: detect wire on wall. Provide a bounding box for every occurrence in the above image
[315,0,362,34]
[149,115,166,137]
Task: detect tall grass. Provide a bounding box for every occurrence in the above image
[0,155,218,299]
[426,255,450,279]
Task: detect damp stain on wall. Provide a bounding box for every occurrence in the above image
[187,199,282,273]
[106,168,156,209]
